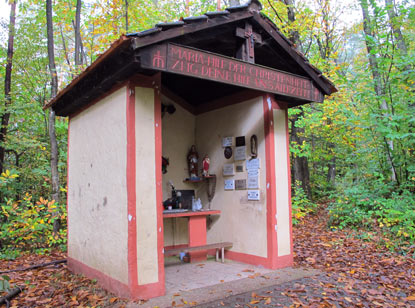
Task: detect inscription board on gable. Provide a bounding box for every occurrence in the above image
[139,43,324,103]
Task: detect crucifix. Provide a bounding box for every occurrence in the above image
[236,23,262,64]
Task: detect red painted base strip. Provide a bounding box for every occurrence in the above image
[225,250,269,267]
[275,254,294,268]
[68,257,130,298]
[130,281,165,300]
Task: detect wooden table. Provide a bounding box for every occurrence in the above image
[163,210,221,262]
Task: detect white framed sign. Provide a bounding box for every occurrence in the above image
[223,163,235,176]
[222,136,233,147]
[224,179,235,190]
[247,190,260,201]
[247,175,259,189]
[246,158,260,171]
[234,146,246,161]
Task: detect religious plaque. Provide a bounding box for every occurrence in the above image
[246,158,260,171]
[234,146,246,161]
[235,179,247,190]
[139,43,325,103]
[247,190,260,201]
[224,179,235,190]
[223,163,235,176]
[235,136,246,147]
[222,137,233,147]
[224,146,233,159]
[236,165,244,172]
[247,174,259,189]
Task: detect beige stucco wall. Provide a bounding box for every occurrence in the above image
[135,87,159,285]
[161,98,196,247]
[196,97,268,258]
[273,109,291,256]
[68,87,128,284]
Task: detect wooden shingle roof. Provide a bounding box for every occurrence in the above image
[46,0,336,116]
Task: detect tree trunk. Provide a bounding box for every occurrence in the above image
[280,0,311,197]
[0,0,17,175]
[74,0,82,66]
[60,25,72,72]
[125,0,129,33]
[360,0,397,182]
[290,111,312,199]
[282,0,300,49]
[385,0,408,56]
[46,0,61,234]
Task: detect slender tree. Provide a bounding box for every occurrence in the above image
[0,0,17,175]
[359,0,398,182]
[74,0,82,67]
[280,0,312,198]
[385,0,408,57]
[125,0,129,33]
[46,0,61,233]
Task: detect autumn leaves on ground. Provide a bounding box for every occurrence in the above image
[1,206,414,308]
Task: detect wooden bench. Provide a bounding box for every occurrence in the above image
[164,242,233,263]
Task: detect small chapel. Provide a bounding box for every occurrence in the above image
[45,0,336,300]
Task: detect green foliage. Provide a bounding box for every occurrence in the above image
[0,275,11,293]
[328,179,415,249]
[292,181,317,225]
[0,171,67,256]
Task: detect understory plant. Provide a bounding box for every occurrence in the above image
[327,177,415,250]
[292,181,317,224]
[0,170,67,258]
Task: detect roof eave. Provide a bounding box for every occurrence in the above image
[43,35,131,110]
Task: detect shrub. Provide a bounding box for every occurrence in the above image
[0,170,67,257]
[292,181,317,224]
[327,179,415,249]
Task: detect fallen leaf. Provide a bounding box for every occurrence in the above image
[344,297,353,303]
[109,297,117,303]
[36,298,52,304]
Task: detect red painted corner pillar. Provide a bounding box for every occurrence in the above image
[263,94,278,269]
[263,95,294,269]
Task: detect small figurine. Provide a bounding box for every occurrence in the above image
[187,145,199,179]
[202,155,210,177]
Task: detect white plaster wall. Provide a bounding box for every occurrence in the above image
[135,87,159,285]
[68,87,128,284]
[161,98,196,247]
[196,97,268,258]
[273,109,291,256]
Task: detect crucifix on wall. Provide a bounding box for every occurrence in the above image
[236,22,262,64]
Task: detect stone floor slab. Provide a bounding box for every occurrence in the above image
[127,258,320,308]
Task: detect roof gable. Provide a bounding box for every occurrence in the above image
[46,0,336,116]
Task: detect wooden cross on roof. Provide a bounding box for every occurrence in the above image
[236,22,262,64]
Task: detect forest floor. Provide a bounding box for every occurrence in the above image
[1,205,415,307]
